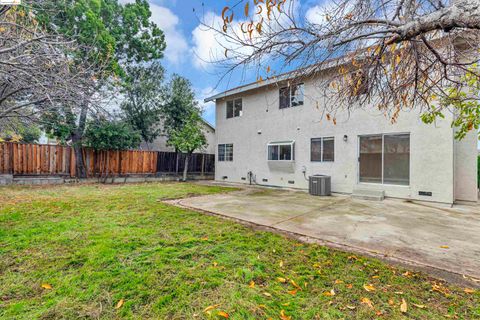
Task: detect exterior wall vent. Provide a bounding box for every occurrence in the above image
[419,191,432,196]
[222,176,228,180]
[309,175,331,196]
[288,180,295,184]
[241,177,246,181]
[262,178,268,182]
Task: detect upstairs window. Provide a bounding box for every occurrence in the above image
[279,83,304,109]
[226,98,242,118]
[218,144,233,162]
[311,137,335,162]
[268,141,295,161]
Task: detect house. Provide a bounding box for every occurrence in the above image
[205,66,478,204]
[139,119,216,154]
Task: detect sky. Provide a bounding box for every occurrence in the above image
[119,0,325,127]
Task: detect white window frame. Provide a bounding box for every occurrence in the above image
[267,141,295,161]
[218,143,233,162]
[357,133,410,186]
[311,137,334,162]
[279,83,304,109]
[226,98,243,119]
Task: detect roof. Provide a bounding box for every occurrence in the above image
[201,118,215,131]
[204,55,346,103]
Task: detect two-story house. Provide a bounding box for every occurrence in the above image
[205,67,478,204]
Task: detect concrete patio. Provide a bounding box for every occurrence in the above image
[169,185,480,286]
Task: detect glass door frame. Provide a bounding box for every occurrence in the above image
[357,132,410,186]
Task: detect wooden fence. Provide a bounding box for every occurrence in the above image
[0,142,213,178]
[157,152,215,174]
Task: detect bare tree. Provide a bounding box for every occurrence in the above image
[204,0,480,132]
[0,6,96,122]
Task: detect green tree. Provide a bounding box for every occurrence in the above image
[83,119,141,151]
[168,112,207,182]
[421,66,480,140]
[30,0,166,177]
[0,118,41,143]
[121,62,165,149]
[162,75,202,174]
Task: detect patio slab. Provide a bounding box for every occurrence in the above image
[171,186,480,286]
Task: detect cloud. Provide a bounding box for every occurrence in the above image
[191,1,300,71]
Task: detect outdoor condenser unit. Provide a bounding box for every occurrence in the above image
[309,175,331,196]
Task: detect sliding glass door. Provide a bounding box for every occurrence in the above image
[359,134,410,185]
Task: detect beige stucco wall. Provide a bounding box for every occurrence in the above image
[454,130,478,201]
[214,77,478,204]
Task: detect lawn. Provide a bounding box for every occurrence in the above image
[0,183,478,319]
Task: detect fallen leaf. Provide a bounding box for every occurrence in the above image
[464,288,475,294]
[279,260,284,267]
[388,298,395,306]
[203,304,220,312]
[257,304,267,309]
[201,236,209,241]
[213,262,218,267]
[280,309,292,320]
[372,275,380,279]
[394,291,404,295]
[304,282,308,288]
[287,289,297,295]
[346,305,356,310]
[363,284,376,292]
[346,284,353,289]
[348,255,358,261]
[323,289,335,296]
[400,298,408,313]
[376,310,383,316]
[41,283,52,290]
[360,297,374,309]
[277,277,287,283]
[412,303,426,309]
[335,279,344,284]
[217,311,229,318]
[290,280,301,290]
[115,299,124,309]
[440,245,449,249]
[249,281,255,288]
[263,292,272,297]
[282,302,290,306]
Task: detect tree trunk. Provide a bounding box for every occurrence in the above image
[72,103,88,179]
[182,152,190,182]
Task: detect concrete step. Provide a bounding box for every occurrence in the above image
[351,188,385,201]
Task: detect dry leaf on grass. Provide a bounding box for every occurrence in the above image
[287,289,297,295]
[263,292,272,297]
[249,281,255,288]
[203,304,220,313]
[280,309,292,320]
[277,277,287,283]
[363,284,376,292]
[41,283,52,290]
[400,298,408,313]
[323,289,335,296]
[464,288,475,294]
[115,299,124,309]
[412,303,426,309]
[290,280,301,290]
[217,311,229,318]
[440,245,450,249]
[361,297,374,309]
[335,279,344,284]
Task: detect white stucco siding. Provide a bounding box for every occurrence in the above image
[215,78,474,204]
[454,131,478,202]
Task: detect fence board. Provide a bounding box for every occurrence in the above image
[0,142,213,177]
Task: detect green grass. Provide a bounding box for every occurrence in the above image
[0,183,478,319]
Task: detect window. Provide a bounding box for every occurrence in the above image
[226,99,242,118]
[311,137,335,162]
[359,134,409,185]
[279,83,304,109]
[268,141,294,161]
[218,144,233,161]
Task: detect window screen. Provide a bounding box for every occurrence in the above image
[268,142,294,161]
[311,137,334,162]
[226,99,242,118]
[291,83,304,106]
[218,144,233,162]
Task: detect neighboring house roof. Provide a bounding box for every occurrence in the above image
[201,118,215,131]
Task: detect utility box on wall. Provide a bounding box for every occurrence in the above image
[309,175,331,196]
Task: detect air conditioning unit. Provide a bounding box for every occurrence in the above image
[309,175,331,196]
